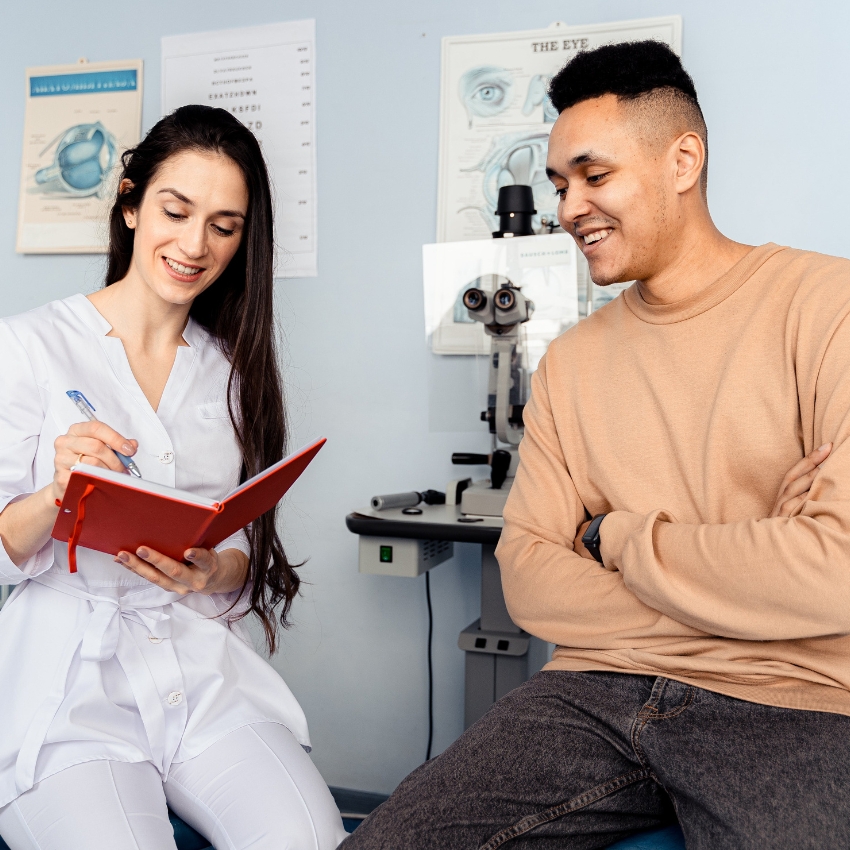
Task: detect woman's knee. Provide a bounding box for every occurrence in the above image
[166,723,346,850]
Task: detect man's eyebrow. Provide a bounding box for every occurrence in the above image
[569,150,612,168]
[547,152,614,178]
[157,187,245,219]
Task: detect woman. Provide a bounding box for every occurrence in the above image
[0,105,347,850]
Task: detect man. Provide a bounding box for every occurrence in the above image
[342,41,850,848]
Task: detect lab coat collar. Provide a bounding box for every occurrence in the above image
[65,292,209,351]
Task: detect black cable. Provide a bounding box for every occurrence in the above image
[425,570,434,762]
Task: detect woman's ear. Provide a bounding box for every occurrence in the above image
[119,179,137,229]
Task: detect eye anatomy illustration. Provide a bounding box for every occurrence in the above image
[522,75,558,123]
[458,66,515,127]
[31,122,118,198]
[460,131,556,232]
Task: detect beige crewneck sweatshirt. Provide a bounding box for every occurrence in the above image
[497,243,850,715]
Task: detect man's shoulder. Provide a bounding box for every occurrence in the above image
[763,248,850,338]
[768,246,850,299]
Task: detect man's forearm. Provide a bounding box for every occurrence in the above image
[600,508,850,641]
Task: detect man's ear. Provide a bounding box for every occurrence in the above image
[119,178,137,229]
[672,131,705,195]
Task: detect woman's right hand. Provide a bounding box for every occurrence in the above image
[50,422,137,504]
[769,443,832,518]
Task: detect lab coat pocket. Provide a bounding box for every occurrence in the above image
[197,401,230,420]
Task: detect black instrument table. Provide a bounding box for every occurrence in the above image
[347,504,533,729]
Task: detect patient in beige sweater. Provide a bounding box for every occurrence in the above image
[341,40,850,850]
[499,241,850,716]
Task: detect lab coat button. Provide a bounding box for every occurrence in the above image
[148,635,163,644]
[166,691,183,706]
[159,451,174,464]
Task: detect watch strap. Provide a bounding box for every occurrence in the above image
[581,513,607,564]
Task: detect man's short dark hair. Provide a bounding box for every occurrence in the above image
[549,41,708,192]
[548,41,699,113]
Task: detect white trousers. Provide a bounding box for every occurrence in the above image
[0,723,347,850]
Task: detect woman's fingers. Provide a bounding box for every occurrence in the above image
[68,421,137,457]
[114,546,218,594]
[56,423,139,475]
[115,548,191,594]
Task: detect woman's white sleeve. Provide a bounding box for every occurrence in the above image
[0,322,53,584]
[215,528,250,559]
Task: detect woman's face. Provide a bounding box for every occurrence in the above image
[123,150,249,306]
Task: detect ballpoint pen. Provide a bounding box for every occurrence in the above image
[66,390,143,478]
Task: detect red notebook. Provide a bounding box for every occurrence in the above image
[51,438,326,572]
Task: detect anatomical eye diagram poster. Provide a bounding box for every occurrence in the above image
[437,17,682,243]
[16,59,143,254]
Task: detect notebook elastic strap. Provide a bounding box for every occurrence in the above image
[67,484,95,574]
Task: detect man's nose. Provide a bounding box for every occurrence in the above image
[558,187,593,232]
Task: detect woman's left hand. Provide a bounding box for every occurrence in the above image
[114,546,249,595]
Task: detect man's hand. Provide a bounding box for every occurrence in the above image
[770,443,832,518]
[114,545,249,595]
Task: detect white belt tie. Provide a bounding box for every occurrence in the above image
[15,574,185,794]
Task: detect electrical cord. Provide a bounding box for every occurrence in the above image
[425,570,434,761]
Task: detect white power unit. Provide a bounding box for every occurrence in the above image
[358,537,454,578]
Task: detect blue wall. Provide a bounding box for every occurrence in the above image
[3,0,850,794]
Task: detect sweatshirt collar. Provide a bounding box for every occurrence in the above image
[623,243,787,325]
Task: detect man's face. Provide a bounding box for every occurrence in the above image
[546,94,673,286]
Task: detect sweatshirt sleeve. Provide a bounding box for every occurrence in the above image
[603,310,850,641]
[497,355,707,648]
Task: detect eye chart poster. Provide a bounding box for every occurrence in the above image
[16,59,143,254]
[437,17,681,243]
[162,20,318,278]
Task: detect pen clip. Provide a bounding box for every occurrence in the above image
[66,390,95,412]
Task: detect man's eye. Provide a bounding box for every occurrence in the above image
[553,187,567,199]
[587,173,610,184]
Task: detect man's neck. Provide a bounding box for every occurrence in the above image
[636,225,753,307]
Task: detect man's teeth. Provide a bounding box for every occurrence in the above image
[165,258,202,275]
[583,229,611,245]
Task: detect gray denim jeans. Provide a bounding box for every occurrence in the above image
[340,671,850,849]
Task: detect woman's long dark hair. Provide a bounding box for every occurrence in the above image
[106,104,297,653]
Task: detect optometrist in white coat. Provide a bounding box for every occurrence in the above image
[0,106,347,850]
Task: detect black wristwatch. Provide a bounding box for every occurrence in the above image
[581,514,607,564]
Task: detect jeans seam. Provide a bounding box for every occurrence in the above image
[648,686,695,720]
[476,768,653,850]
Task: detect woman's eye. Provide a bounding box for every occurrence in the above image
[212,224,235,237]
[163,209,185,221]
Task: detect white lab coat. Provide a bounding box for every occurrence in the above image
[0,294,309,810]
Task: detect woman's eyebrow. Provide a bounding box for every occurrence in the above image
[157,188,245,219]
[157,187,193,204]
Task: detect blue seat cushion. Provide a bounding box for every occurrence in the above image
[1,808,684,849]
[607,824,686,849]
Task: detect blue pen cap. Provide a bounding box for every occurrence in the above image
[66,390,95,411]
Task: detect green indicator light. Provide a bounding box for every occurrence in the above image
[379,545,393,563]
